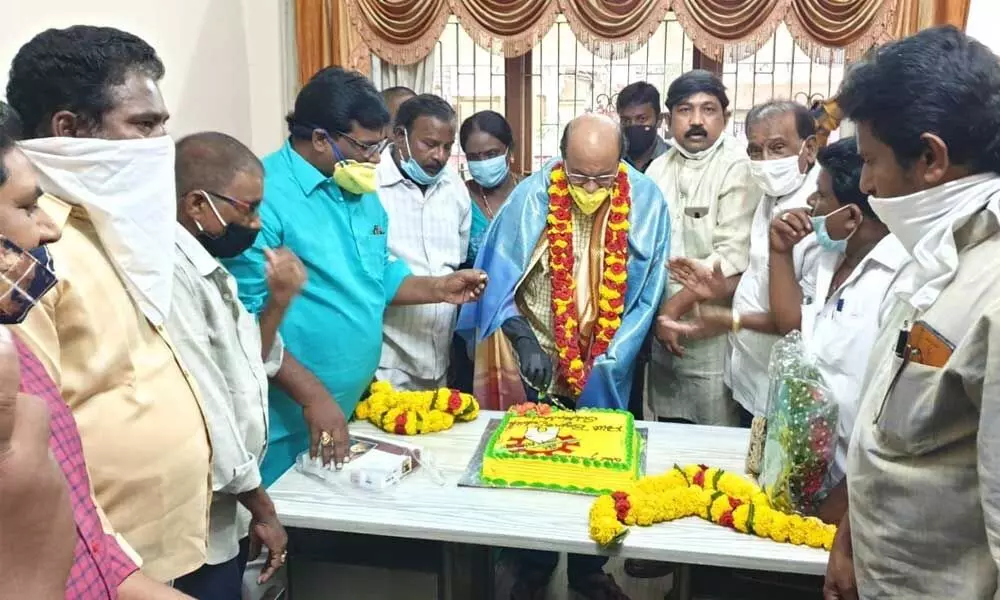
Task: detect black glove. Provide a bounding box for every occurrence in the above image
[501,316,553,392]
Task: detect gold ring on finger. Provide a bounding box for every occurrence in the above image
[320,431,333,446]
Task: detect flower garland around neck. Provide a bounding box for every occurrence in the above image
[589,464,836,551]
[354,381,480,435]
[547,162,631,396]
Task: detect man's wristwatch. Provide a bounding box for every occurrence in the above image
[731,309,742,333]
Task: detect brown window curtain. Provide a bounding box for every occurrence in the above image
[671,0,789,60]
[784,0,897,60]
[893,0,970,37]
[559,0,673,59]
[450,0,560,58]
[295,0,370,86]
[345,0,451,65]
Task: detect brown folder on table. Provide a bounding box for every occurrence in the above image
[906,320,954,368]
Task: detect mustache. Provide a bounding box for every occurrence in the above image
[685,126,708,138]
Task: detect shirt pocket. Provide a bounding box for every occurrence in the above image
[681,206,713,260]
[357,229,387,280]
[873,359,976,456]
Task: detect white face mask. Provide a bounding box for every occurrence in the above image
[673,133,725,161]
[749,144,808,197]
[18,136,177,325]
[868,172,1000,311]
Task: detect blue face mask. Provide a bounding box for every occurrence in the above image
[810,206,857,253]
[400,130,445,187]
[468,153,509,189]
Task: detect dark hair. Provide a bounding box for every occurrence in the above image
[175,132,263,197]
[745,100,816,142]
[7,26,164,138]
[617,82,661,117]
[817,137,875,219]
[665,70,729,112]
[394,94,456,133]
[0,102,21,187]
[839,25,1000,173]
[559,118,626,161]
[382,86,416,103]
[459,110,514,152]
[286,66,389,139]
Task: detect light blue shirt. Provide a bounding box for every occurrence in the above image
[224,140,411,485]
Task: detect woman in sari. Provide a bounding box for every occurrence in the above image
[450,111,519,397]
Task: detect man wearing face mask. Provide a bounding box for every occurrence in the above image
[6,26,214,585]
[820,26,1000,600]
[458,113,668,600]
[665,100,821,428]
[666,137,908,527]
[616,81,671,173]
[224,67,486,487]
[646,70,762,426]
[376,94,471,391]
[0,106,193,600]
[169,133,306,599]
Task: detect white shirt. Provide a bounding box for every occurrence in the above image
[798,234,909,482]
[727,166,820,415]
[167,225,283,564]
[376,146,471,387]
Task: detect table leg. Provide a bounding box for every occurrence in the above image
[440,542,494,600]
[667,564,692,600]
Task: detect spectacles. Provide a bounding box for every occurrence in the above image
[337,132,390,158]
[202,190,261,215]
[564,169,618,188]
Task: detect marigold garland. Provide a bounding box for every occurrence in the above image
[588,464,836,551]
[354,381,480,435]
[547,162,631,395]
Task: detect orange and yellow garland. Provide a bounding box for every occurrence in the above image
[354,381,480,435]
[547,162,631,396]
[589,464,836,551]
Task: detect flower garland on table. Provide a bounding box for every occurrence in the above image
[353,381,480,435]
[547,162,631,396]
[588,464,836,551]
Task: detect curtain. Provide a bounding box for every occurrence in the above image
[784,0,897,61]
[672,0,789,61]
[370,47,440,93]
[345,0,451,65]
[893,0,970,37]
[450,0,560,58]
[294,0,370,86]
[560,0,673,59]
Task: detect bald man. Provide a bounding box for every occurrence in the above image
[457,113,670,597]
[382,86,416,126]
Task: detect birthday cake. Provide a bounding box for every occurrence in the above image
[481,405,641,495]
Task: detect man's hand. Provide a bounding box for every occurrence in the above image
[501,316,553,391]
[770,208,813,254]
[669,258,729,302]
[0,328,75,599]
[264,247,306,306]
[654,316,686,357]
[656,305,733,343]
[823,515,857,600]
[435,269,488,304]
[240,487,288,585]
[302,398,349,469]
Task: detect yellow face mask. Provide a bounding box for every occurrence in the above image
[332,160,378,195]
[568,184,611,215]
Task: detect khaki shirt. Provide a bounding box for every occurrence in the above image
[14,195,212,582]
[848,208,1000,598]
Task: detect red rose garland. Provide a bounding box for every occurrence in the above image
[546,162,631,396]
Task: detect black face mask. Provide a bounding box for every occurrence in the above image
[194,194,260,258]
[197,223,259,258]
[624,125,657,157]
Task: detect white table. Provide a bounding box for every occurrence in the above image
[269,411,829,598]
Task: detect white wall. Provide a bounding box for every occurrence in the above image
[967,0,1000,56]
[0,0,295,155]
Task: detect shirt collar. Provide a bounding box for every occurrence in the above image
[281,139,330,197]
[174,223,222,277]
[863,233,910,272]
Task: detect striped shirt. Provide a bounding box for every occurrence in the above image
[375,146,471,389]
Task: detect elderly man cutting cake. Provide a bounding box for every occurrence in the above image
[458,113,670,599]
